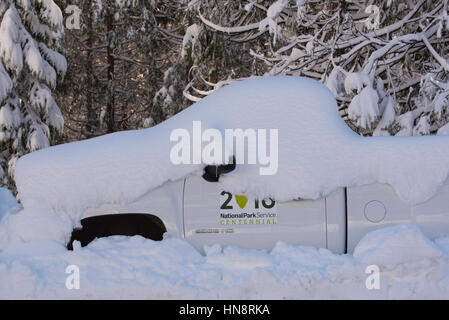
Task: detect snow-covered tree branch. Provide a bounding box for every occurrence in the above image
[185,0,449,137]
[0,0,66,190]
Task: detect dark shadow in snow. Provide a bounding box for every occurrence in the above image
[67,213,166,250]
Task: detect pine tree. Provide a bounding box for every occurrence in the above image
[0,0,66,191]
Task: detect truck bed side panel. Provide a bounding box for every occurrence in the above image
[347,182,449,252]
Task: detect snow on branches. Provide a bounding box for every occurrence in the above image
[188,0,449,137]
[0,0,66,190]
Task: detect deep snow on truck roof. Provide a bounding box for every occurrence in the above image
[14,76,449,216]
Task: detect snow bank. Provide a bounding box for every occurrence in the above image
[0,188,19,222]
[353,225,443,267]
[14,76,449,219]
[1,225,449,299]
[0,207,72,249]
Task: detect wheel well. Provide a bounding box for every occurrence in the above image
[67,213,167,250]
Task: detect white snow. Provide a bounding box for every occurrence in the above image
[0,187,20,223]
[347,86,380,129]
[353,225,443,267]
[0,2,65,88]
[395,111,415,136]
[38,0,64,30]
[434,91,449,118]
[143,116,154,128]
[14,76,449,220]
[413,115,431,136]
[29,82,64,131]
[0,6,23,74]
[0,62,12,102]
[266,0,290,21]
[27,126,50,152]
[325,66,346,97]
[344,72,371,95]
[437,122,449,135]
[1,224,449,299]
[153,86,173,108]
[245,2,254,12]
[0,104,21,132]
[259,0,290,44]
[38,43,67,75]
[373,96,395,136]
[24,41,57,87]
[181,24,201,58]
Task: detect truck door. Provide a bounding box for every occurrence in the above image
[183,175,327,253]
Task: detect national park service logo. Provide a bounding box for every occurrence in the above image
[219,191,277,226]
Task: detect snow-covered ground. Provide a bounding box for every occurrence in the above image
[1,219,449,299]
[0,188,20,222]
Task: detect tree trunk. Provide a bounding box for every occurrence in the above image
[85,0,96,137]
[106,8,115,133]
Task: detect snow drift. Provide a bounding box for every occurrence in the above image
[14,76,449,218]
[1,224,449,299]
[0,188,19,222]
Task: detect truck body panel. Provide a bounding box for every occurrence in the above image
[346,182,449,252]
[184,176,329,253]
[80,175,449,254]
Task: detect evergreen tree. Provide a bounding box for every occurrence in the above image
[0,0,66,190]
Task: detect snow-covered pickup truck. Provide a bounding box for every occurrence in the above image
[69,168,449,254]
[13,76,449,254]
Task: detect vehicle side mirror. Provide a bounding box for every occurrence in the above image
[202,156,236,182]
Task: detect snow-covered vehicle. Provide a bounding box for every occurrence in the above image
[10,77,449,254]
[70,168,449,254]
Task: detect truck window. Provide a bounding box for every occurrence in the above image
[67,213,166,250]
